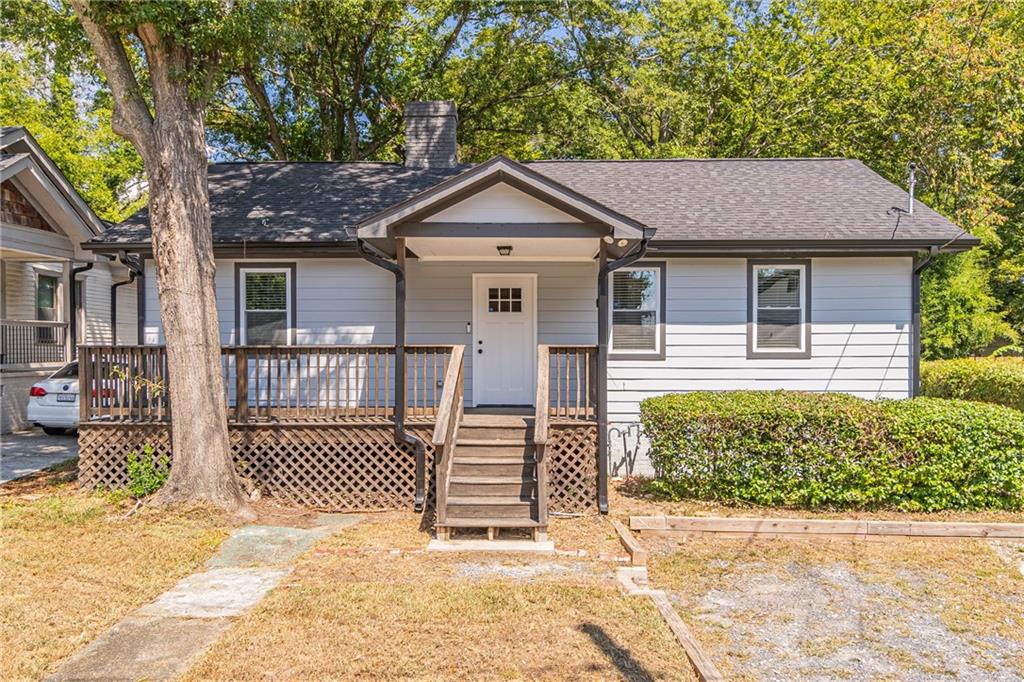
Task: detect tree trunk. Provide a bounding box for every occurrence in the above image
[144,99,251,517]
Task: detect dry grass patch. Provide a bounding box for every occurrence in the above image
[0,487,228,680]
[649,535,1024,680]
[185,514,695,681]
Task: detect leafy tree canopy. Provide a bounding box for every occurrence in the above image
[2,0,1021,357]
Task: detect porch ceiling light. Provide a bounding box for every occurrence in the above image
[496,245,513,256]
[617,239,629,247]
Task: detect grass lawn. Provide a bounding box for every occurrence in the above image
[0,469,228,680]
[650,535,1024,680]
[184,512,695,681]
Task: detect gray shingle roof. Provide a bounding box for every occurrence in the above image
[91,157,971,247]
[528,158,967,244]
[98,162,467,245]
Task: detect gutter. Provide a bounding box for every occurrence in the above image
[69,261,95,359]
[356,238,429,512]
[910,245,940,397]
[596,237,650,513]
[111,252,143,345]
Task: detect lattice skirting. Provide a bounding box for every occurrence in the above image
[79,423,436,511]
[78,422,597,513]
[547,424,599,513]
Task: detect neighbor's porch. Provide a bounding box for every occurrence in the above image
[75,343,599,515]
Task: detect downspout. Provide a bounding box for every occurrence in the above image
[910,245,939,397]
[69,261,95,359]
[357,238,429,512]
[596,237,650,514]
[111,252,143,345]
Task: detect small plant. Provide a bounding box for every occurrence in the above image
[110,364,166,398]
[126,445,170,498]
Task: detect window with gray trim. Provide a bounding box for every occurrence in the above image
[751,263,808,353]
[611,266,661,353]
[240,268,291,344]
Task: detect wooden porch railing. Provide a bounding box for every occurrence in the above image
[431,345,465,526]
[534,344,598,526]
[79,344,456,424]
[1,320,68,366]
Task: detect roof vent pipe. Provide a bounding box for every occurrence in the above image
[403,101,458,168]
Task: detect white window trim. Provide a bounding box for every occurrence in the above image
[751,263,808,354]
[609,264,663,356]
[239,267,293,345]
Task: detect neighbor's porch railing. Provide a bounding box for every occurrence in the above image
[1,320,69,366]
[78,344,456,424]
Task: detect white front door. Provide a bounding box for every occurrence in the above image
[472,274,537,406]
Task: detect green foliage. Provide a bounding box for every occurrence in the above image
[640,391,1024,511]
[0,0,145,222]
[921,358,1024,411]
[126,445,170,499]
[2,0,1021,352]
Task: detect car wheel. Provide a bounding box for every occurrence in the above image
[42,427,66,436]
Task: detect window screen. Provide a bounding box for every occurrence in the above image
[243,270,290,344]
[611,268,659,352]
[753,265,805,351]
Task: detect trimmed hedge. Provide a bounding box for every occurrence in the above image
[921,357,1024,411]
[640,391,1024,511]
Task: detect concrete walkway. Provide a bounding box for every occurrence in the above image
[0,430,78,483]
[47,513,360,681]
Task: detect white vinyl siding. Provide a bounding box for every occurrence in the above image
[608,257,913,475]
[142,258,597,407]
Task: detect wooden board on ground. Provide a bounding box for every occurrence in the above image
[649,591,725,682]
[630,516,1024,540]
[610,518,648,566]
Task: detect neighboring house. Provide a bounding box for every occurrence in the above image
[1,127,139,434]
[79,101,975,537]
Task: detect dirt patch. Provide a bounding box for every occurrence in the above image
[651,536,1024,681]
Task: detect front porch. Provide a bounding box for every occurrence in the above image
[76,343,599,533]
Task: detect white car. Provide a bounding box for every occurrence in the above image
[27,362,79,435]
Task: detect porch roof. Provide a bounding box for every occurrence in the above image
[85,155,978,254]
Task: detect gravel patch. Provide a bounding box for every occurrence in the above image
[688,561,1024,681]
[455,560,603,581]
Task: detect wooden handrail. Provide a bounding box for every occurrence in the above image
[534,344,550,449]
[432,345,465,527]
[431,345,464,446]
[79,344,457,424]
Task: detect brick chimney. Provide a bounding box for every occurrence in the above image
[403,101,458,168]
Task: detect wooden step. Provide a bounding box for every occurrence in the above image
[449,475,536,497]
[457,424,533,441]
[446,496,536,519]
[455,439,534,459]
[436,518,544,529]
[452,458,536,478]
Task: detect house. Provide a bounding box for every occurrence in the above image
[76,101,975,539]
[1,127,139,434]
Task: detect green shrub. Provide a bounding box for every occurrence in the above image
[126,445,170,498]
[640,391,1024,511]
[921,357,1024,411]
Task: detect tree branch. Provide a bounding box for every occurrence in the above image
[69,0,153,151]
[240,63,287,159]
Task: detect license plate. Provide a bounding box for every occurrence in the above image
[56,394,77,403]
